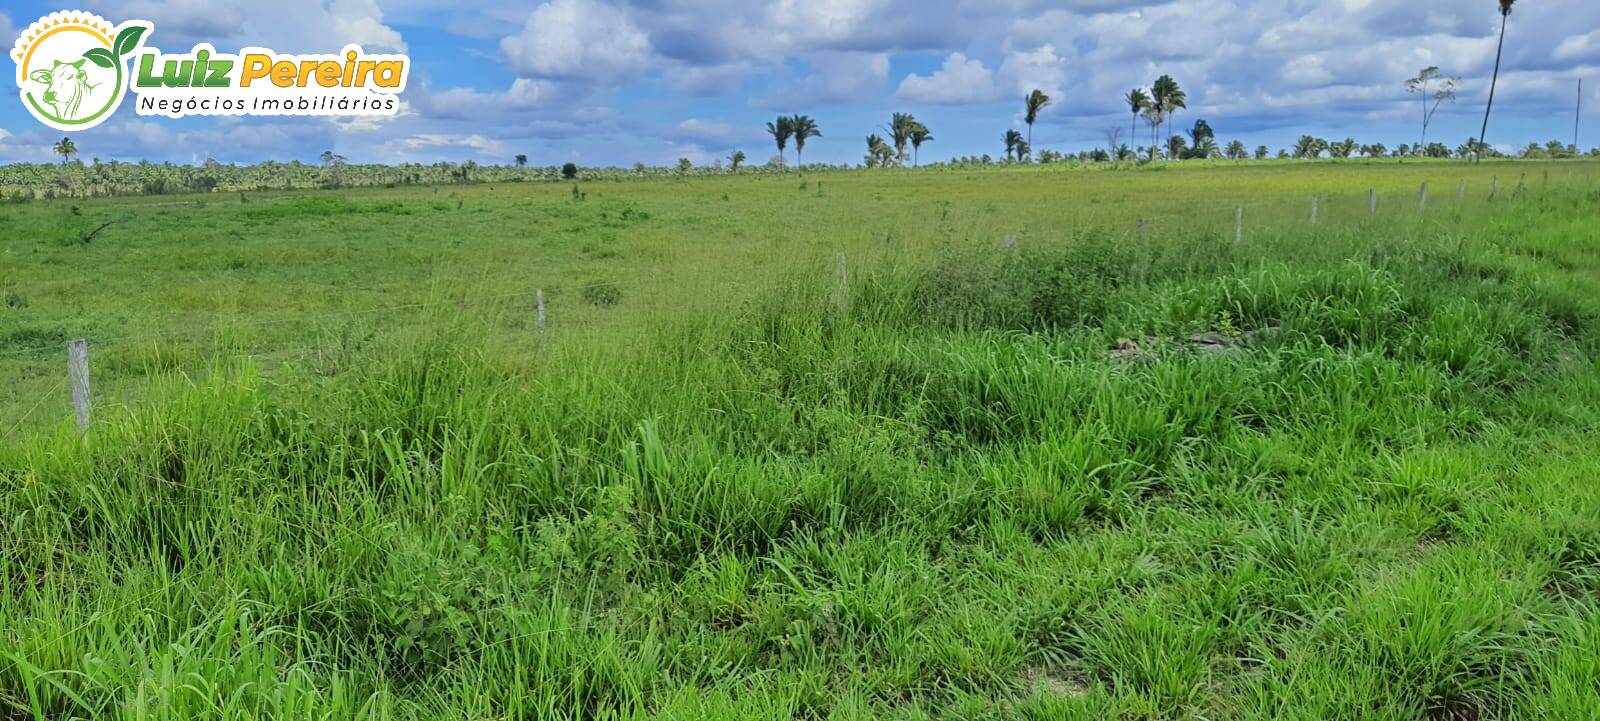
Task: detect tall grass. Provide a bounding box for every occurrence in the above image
[3,184,1599,719]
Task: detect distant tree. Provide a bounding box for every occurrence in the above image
[728,150,746,171]
[1406,67,1459,150]
[1141,106,1164,159]
[885,113,919,166]
[1003,129,1024,162]
[766,116,794,167]
[1362,142,1388,158]
[1103,127,1124,161]
[1225,140,1248,160]
[561,162,578,180]
[1151,75,1186,160]
[1423,142,1450,158]
[1166,135,1188,159]
[1294,136,1327,159]
[677,158,693,173]
[53,137,78,164]
[1023,89,1052,155]
[1183,120,1215,159]
[1125,88,1149,158]
[1476,0,1518,162]
[908,122,933,166]
[864,134,894,168]
[1277,149,1290,159]
[1117,144,1136,161]
[1329,138,1358,158]
[789,115,821,169]
[514,154,528,168]
[1086,148,1109,163]
[1545,139,1575,158]
[1255,145,1269,160]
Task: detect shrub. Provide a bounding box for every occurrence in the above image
[582,282,623,307]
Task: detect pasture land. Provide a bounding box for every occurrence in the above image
[3,160,1600,719]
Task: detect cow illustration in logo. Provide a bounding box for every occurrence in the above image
[11,11,150,131]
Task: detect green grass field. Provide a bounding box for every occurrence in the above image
[3,160,1600,719]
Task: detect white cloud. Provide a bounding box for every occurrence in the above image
[897,52,997,104]
[500,0,651,82]
[89,0,404,53]
[1553,30,1600,63]
[997,44,1066,100]
[327,0,405,52]
[0,11,16,49]
[396,133,508,156]
[764,51,889,108]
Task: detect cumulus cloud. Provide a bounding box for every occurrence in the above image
[500,0,652,82]
[0,12,16,49]
[997,45,1066,100]
[898,53,997,104]
[88,0,404,52]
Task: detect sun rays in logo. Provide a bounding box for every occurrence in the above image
[11,11,150,131]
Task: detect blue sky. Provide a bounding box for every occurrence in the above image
[2,0,1597,166]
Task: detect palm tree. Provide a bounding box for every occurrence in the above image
[766,116,794,167]
[1125,89,1149,159]
[790,115,821,170]
[514,154,528,168]
[1003,129,1024,162]
[908,122,932,167]
[1225,140,1247,160]
[728,150,746,172]
[884,113,919,166]
[1023,89,1051,158]
[1151,75,1186,160]
[1476,0,1517,163]
[53,137,78,164]
[864,134,894,168]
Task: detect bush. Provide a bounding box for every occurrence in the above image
[561,162,579,180]
[581,282,623,307]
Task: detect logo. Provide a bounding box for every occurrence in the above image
[12,11,409,131]
[11,11,149,131]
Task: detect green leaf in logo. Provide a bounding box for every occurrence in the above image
[82,48,117,69]
[113,26,147,57]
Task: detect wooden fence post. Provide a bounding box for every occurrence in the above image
[1005,235,1017,254]
[1458,178,1466,199]
[1490,175,1498,200]
[1310,196,1318,224]
[1369,188,1376,216]
[1137,218,1145,242]
[1235,206,1243,244]
[1418,182,1428,211]
[536,289,546,334]
[67,339,90,432]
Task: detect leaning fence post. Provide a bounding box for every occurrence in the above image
[1418,182,1428,211]
[1458,178,1466,199]
[1004,234,1017,254]
[1235,207,1243,244]
[1490,175,1498,200]
[1137,218,1145,242]
[1310,196,1318,224]
[834,252,848,311]
[536,289,545,334]
[67,339,90,432]
[1369,188,1377,216]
